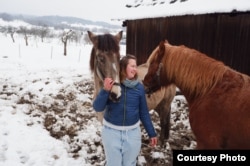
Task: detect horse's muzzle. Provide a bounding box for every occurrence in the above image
[109,92,120,102]
[144,85,158,96]
[144,86,152,95]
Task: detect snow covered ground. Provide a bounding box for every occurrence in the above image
[0,34,195,166]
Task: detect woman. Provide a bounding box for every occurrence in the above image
[93,54,157,166]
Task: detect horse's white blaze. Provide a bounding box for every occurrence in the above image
[112,62,117,72]
[96,68,103,81]
[111,62,121,98]
[111,86,122,99]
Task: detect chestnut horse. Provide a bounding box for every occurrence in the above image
[143,40,250,149]
[88,31,176,144]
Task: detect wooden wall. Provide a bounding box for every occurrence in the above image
[124,12,250,75]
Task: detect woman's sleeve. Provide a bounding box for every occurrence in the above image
[92,89,109,112]
[139,85,157,138]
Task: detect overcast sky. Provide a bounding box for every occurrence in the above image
[1,0,250,25]
[0,0,128,24]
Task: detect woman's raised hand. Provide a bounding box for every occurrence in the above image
[103,78,114,91]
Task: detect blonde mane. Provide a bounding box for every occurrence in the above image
[162,43,228,98]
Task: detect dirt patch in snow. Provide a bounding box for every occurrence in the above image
[7,78,196,165]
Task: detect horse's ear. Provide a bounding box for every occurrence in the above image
[115,31,123,42]
[87,31,96,44]
[158,41,165,58]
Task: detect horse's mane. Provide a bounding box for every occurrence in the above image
[90,34,120,72]
[162,43,228,98]
[146,45,161,65]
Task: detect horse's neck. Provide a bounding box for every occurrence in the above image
[137,63,148,81]
[93,75,103,97]
[168,65,224,104]
[164,62,205,102]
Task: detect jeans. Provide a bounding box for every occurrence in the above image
[101,125,141,166]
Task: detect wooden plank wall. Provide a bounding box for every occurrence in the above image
[125,12,250,75]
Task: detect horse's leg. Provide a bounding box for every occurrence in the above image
[155,85,176,145]
[94,78,104,122]
[155,101,171,145]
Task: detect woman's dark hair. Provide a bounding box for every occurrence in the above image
[120,54,138,82]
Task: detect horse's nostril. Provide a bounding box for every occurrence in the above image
[109,93,120,102]
[144,87,150,94]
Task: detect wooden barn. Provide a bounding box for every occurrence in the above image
[118,0,250,75]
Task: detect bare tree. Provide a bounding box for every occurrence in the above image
[24,35,28,46]
[83,33,91,44]
[18,26,29,46]
[7,26,16,43]
[39,26,49,42]
[70,31,81,45]
[61,29,73,56]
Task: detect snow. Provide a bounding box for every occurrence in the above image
[0,19,32,29]
[117,0,250,20]
[0,33,95,166]
[0,29,192,165]
[2,1,248,165]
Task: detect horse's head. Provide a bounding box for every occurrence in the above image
[143,41,166,94]
[88,31,123,102]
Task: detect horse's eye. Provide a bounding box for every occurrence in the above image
[97,55,105,63]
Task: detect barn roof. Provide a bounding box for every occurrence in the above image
[115,0,250,21]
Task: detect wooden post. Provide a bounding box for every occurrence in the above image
[78,49,81,62]
[51,46,53,59]
[19,44,21,58]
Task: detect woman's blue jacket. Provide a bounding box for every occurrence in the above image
[93,82,157,138]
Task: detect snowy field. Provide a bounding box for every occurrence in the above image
[0,34,195,166]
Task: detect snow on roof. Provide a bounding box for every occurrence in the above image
[115,0,250,21]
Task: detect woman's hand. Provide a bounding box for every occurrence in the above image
[150,137,158,147]
[103,78,114,91]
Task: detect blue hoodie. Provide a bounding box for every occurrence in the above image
[93,81,157,138]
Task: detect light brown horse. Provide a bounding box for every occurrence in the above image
[88,31,176,144]
[143,40,250,149]
[88,31,122,103]
[137,63,176,144]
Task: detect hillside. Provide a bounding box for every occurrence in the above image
[0,13,122,30]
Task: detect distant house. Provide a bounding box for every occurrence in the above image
[119,0,250,75]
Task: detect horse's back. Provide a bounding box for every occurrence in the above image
[190,70,250,149]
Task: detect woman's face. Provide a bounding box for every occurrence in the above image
[126,59,137,80]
